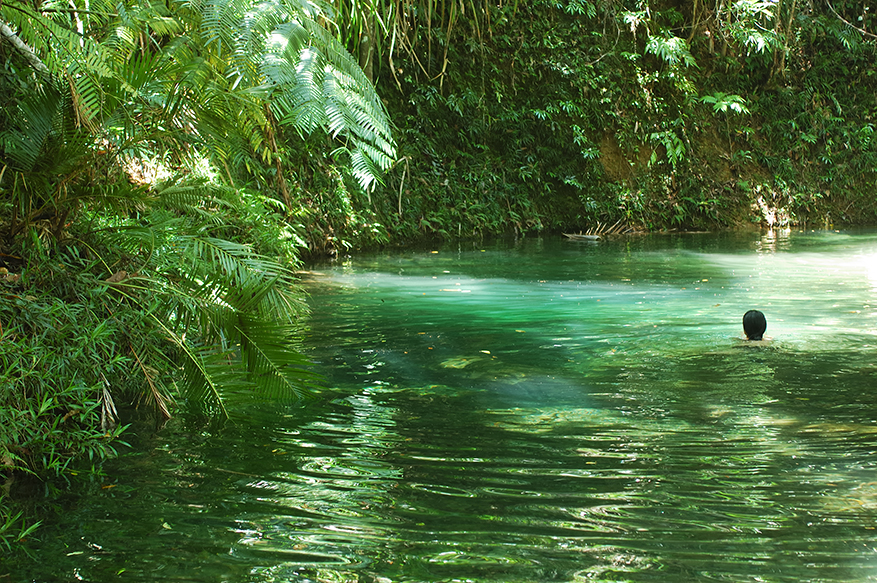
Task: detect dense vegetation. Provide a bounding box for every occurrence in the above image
[0,0,393,550]
[1,0,875,553]
[332,0,876,250]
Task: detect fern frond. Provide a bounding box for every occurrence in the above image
[249,2,396,187]
[201,0,249,57]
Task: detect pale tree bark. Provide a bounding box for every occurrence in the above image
[0,21,50,75]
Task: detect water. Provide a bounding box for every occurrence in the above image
[8,229,877,582]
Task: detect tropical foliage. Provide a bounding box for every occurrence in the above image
[2,0,877,553]
[0,0,397,543]
[313,0,876,242]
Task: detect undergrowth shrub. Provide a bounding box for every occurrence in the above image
[0,243,136,552]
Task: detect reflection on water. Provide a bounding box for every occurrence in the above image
[10,229,877,582]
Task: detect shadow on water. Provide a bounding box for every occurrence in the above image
[8,229,877,582]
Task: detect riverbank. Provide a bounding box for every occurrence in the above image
[288,2,877,256]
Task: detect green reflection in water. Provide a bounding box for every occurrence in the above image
[8,229,877,582]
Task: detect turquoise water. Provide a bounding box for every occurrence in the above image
[8,229,877,582]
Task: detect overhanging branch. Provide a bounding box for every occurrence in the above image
[0,20,50,75]
[826,0,877,40]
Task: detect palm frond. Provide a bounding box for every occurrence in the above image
[154,180,227,218]
[176,342,238,416]
[3,2,119,129]
[116,203,316,416]
[2,0,335,423]
[0,83,62,172]
[237,315,319,401]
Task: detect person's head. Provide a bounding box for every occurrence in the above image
[743,310,767,340]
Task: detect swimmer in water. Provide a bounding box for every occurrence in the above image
[743,310,767,341]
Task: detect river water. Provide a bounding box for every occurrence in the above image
[9,229,877,582]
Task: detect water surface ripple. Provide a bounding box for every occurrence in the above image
[11,230,877,582]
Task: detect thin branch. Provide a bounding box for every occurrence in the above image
[37,8,118,17]
[826,0,877,39]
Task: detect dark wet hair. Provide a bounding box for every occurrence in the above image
[743,310,767,341]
